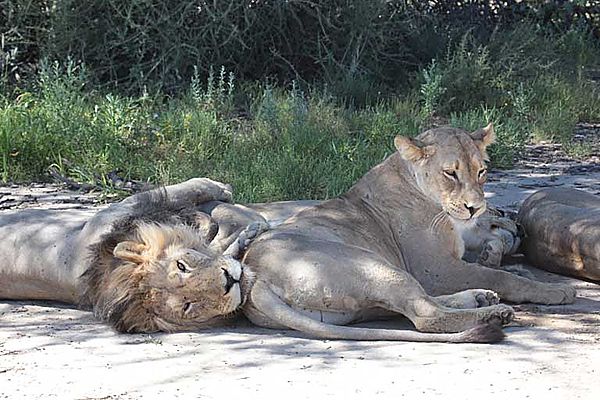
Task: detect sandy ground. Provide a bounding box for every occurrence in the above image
[1,140,600,399]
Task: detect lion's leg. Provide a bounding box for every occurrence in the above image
[413,258,576,305]
[372,269,513,333]
[244,235,514,334]
[435,289,499,309]
[222,221,270,258]
[200,203,271,255]
[120,178,232,206]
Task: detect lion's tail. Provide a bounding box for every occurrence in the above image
[249,284,504,344]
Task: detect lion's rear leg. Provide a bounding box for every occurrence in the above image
[387,295,513,334]
[373,268,513,333]
[245,236,514,335]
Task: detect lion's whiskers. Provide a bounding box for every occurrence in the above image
[429,210,447,233]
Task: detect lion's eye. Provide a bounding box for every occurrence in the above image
[443,170,458,179]
[177,260,189,273]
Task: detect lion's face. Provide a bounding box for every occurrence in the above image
[394,124,495,221]
[96,223,252,333]
[134,247,248,331]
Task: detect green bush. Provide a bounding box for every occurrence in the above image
[1,1,600,193]
[5,1,597,94]
[0,0,51,87]
[45,0,435,94]
[0,66,422,200]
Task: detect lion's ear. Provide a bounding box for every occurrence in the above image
[394,135,435,162]
[469,123,496,153]
[113,241,148,263]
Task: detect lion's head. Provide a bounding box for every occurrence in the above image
[83,222,253,333]
[394,124,495,221]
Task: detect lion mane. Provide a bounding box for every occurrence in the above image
[80,191,238,333]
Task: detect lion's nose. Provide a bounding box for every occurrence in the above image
[222,268,239,295]
[464,203,482,218]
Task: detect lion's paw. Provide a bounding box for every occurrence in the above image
[477,241,503,268]
[437,289,500,309]
[545,284,577,305]
[474,289,500,307]
[238,221,270,246]
[482,304,514,326]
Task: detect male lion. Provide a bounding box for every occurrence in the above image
[0,178,275,332]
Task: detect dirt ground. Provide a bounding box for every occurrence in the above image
[1,135,600,399]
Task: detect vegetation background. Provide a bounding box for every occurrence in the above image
[1,0,599,202]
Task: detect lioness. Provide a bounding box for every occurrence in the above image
[518,187,600,282]
[236,125,575,341]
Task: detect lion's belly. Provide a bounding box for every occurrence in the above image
[243,302,360,329]
[291,306,358,325]
[0,209,93,303]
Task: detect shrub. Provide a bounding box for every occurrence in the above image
[1,1,599,191]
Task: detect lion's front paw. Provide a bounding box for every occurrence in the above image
[474,290,500,307]
[239,221,269,245]
[546,284,577,305]
[437,289,500,309]
[477,242,503,268]
[482,304,514,326]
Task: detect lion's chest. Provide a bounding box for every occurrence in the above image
[385,212,466,269]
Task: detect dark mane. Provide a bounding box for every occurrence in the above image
[79,189,217,332]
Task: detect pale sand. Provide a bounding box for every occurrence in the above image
[1,156,599,399]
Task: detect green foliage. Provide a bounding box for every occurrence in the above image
[2,1,599,94]
[1,1,600,195]
[420,59,446,118]
[0,67,420,200]
[0,0,50,86]
[41,0,436,93]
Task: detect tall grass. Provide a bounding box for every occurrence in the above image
[1,64,420,201]
[2,49,598,201]
[1,15,599,199]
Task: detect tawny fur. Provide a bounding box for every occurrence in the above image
[81,192,248,333]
